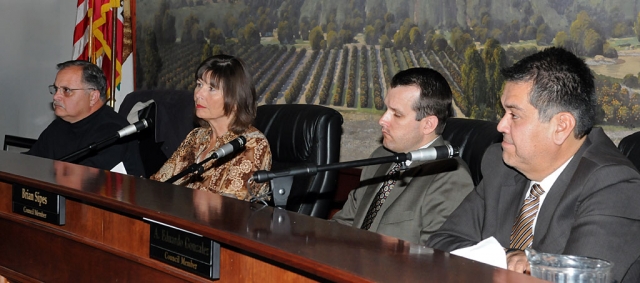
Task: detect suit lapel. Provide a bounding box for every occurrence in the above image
[354,163,394,227]
[533,137,592,248]
[374,138,446,221]
[495,172,530,244]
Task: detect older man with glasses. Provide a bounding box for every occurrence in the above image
[26,60,144,177]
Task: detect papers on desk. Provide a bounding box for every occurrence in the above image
[450,237,507,269]
[110,162,127,174]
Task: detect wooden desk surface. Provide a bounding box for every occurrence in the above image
[0,151,544,282]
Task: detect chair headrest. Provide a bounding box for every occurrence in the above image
[254,104,343,164]
[442,118,502,185]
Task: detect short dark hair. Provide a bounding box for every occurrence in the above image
[195,54,257,134]
[390,67,453,135]
[57,60,107,101]
[500,47,595,138]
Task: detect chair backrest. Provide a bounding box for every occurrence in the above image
[441,118,502,186]
[254,104,343,219]
[3,135,37,152]
[618,131,640,171]
[118,90,197,177]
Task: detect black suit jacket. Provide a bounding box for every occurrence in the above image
[427,128,640,282]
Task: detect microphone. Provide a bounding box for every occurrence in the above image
[211,136,247,159]
[253,145,459,183]
[117,118,152,138]
[407,144,458,162]
[60,118,153,162]
[253,144,458,208]
[164,136,247,184]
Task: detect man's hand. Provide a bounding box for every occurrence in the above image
[506,250,530,274]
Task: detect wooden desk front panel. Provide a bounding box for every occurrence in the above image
[0,152,545,283]
[0,182,314,282]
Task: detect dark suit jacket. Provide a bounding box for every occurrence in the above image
[332,137,474,245]
[427,128,640,282]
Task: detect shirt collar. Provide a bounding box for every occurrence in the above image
[530,156,574,198]
[404,136,440,166]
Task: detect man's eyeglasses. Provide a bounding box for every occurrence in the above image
[48,85,96,97]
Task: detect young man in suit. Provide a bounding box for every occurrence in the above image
[332,67,474,245]
[427,47,640,282]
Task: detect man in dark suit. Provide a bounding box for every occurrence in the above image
[332,68,474,245]
[427,47,640,282]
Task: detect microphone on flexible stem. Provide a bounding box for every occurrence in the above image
[253,144,458,208]
[406,144,458,162]
[164,136,247,184]
[253,144,459,183]
[60,118,153,162]
[116,118,152,138]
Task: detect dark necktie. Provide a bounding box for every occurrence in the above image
[361,162,402,230]
[510,183,546,249]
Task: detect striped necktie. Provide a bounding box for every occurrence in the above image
[510,183,545,249]
[360,163,402,230]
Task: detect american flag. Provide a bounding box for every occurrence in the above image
[72,0,124,97]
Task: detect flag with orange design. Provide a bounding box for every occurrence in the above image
[72,0,132,98]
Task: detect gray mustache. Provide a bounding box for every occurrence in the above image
[52,101,64,109]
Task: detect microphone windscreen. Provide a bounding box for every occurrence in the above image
[212,136,247,159]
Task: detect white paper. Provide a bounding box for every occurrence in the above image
[110,162,128,174]
[450,237,507,269]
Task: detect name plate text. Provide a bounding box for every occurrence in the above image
[147,220,220,280]
[12,184,65,225]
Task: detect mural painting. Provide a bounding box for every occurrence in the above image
[135,0,640,161]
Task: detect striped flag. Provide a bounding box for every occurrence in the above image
[73,0,126,99]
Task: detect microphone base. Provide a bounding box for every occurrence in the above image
[271,176,293,208]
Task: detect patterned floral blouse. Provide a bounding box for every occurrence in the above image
[151,126,272,201]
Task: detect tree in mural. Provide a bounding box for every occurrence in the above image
[326,30,340,50]
[142,26,162,89]
[299,16,311,40]
[536,23,551,45]
[153,0,170,42]
[277,21,293,44]
[450,27,473,53]
[364,25,376,45]
[554,31,568,49]
[201,42,212,62]
[393,19,413,49]
[409,27,425,50]
[223,12,238,37]
[160,10,176,43]
[181,13,199,43]
[339,29,354,46]
[378,35,391,49]
[208,26,225,46]
[461,45,486,118]
[383,12,396,40]
[240,23,260,46]
[430,34,448,52]
[636,12,640,41]
[309,26,324,51]
[565,11,606,57]
[481,38,506,120]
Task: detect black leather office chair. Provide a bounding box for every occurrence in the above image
[441,118,503,186]
[618,131,640,171]
[3,135,37,152]
[118,90,197,177]
[254,104,343,219]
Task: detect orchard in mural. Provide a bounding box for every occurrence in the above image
[135,0,640,161]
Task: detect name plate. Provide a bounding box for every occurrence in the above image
[147,220,220,280]
[12,184,65,225]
